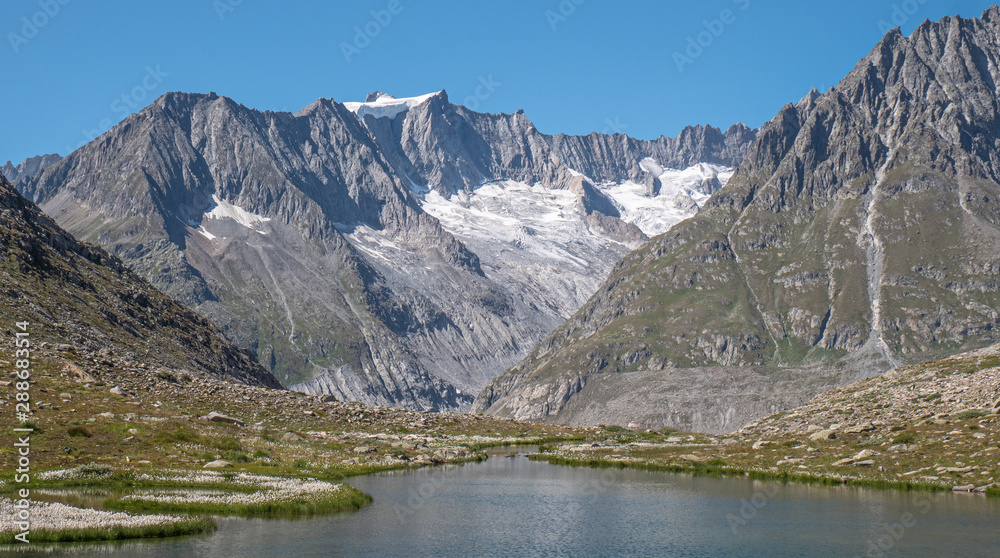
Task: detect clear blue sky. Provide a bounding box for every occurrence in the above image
[1,0,990,165]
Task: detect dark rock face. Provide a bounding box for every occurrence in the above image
[475,7,1000,431]
[0,172,279,389]
[16,88,755,412]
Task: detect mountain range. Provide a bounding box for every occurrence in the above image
[476,7,1000,432]
[13,90,754,411]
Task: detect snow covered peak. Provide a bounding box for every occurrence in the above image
[343,91,443,120]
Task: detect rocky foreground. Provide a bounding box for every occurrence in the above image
[0,344,579,475]
[533,345,1000,496]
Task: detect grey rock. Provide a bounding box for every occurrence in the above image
[280,432,303,442]
[109,386,123,395]
[809,430,837,442]
[844,423,876,434]
[205,411,244,426]
[203,460,233,469]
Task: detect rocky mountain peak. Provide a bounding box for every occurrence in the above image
[2,153,61,182]
[365,91,393,102]
[476,7,1000,432]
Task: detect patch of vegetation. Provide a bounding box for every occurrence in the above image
[104,485,372,517]
[224,451,250,463]
[67,426,92,438]
[0,517,216,544]
[213,437,242,452]
[955,410,986,420]
[891,432,917,445]
[18,420,39,433]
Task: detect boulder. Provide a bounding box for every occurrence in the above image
[109,386,123,395]
[844,423,875,434]
[952,484,976,492]
[203,460,233,469]
[809,429,836,442]
[206,411,244,426]
[280,431,303,442]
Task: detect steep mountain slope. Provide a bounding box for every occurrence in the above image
[17,90,754,411]
[476,7,1000,431]
[0,171,279,388]
[2,153,61,181]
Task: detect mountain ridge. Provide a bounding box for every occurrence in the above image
[476,6,1000,431]
[0,170,280,389]
[16,89,756,411]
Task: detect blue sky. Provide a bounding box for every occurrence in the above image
[1,0,991,164]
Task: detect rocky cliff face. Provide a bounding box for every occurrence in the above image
[0,171,279,388]
[476,7,1000,431]
[17,90,754,411]
[2,153,61,181]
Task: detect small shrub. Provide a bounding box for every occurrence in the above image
[892,432,916,445]
[224,451,250,463]
[19,420,40,432]
[67,426,92,438]
[252,450,272,460]
[292,459,309,468]
[925,393,942,401]
[214,437,242,451]
[155,370,177,383]
[72,463,113,478]
[956,410,986,420]
[154,425,201,445]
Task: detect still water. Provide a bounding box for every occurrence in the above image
[8,449,1000,557]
